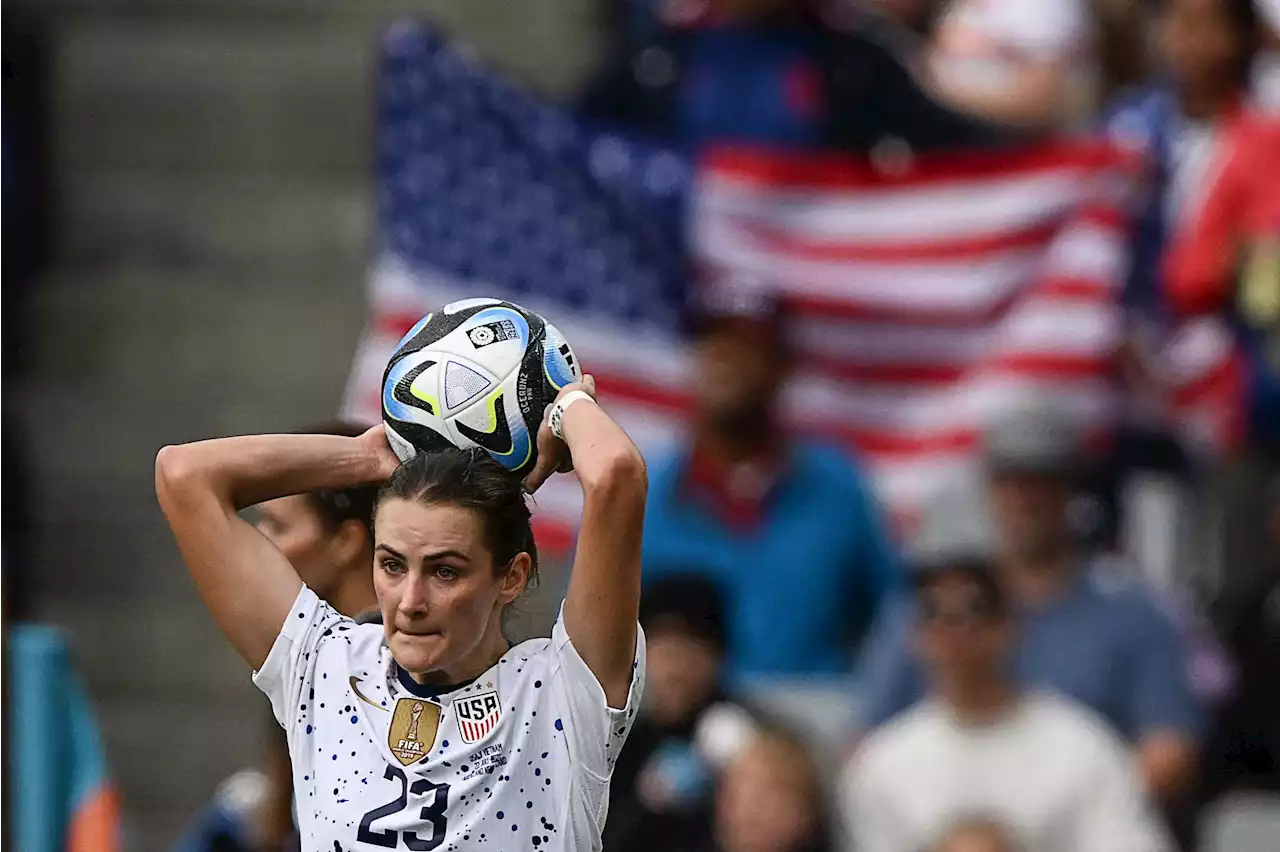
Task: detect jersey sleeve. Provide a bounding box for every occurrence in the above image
[549,611,647,780]
[252,585,350,731]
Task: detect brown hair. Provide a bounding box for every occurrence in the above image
[376,446,538,587]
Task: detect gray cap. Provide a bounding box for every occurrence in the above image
[908,476,999,575]
[980,395,1083,477]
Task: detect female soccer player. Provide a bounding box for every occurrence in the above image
[156,376,647,851]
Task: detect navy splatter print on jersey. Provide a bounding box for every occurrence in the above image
[252,586,646,851]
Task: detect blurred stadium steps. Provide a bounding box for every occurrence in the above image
[11,1,597,849]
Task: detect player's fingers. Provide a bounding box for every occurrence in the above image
[523,459,551,494]
[523,411,558,493]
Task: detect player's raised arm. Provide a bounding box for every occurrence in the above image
[523,375,646,708]
[155,428,399,669]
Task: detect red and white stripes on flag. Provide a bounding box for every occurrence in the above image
[344,141,1232,550]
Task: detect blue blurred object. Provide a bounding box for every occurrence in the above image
[643,443,901,677]
[641,740,716,811]
[7,625,120,852]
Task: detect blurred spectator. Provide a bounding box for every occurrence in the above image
[1200,473,1280,798]
[7,626,122,852]
[920,0,1099,129]
[642,282,900,677]
[1253,0,1280,106]
[604,576,755,852]
[854,397,1205,802]
[712,728,832,852]
[928,817,1022,852]
[577,0,1016,153]
[841,488,1172,852]
[174,421,378,852]
[1106,0,1261,323]
[1100,0,1261,622]
[1162,113,1280,618]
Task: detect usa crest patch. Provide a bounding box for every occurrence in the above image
[454,690,501,744]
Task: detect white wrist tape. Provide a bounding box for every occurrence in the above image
[548,390,595,440]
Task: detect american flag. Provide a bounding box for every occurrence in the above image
[343,21,1225,551]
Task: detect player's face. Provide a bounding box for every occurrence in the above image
[372,499,527,682]
[255,495,346,600]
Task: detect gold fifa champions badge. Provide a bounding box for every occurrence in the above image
[389,698,440,766]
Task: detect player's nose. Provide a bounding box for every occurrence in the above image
[397,570,431,615]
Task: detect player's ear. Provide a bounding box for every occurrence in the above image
[497,552,531,604]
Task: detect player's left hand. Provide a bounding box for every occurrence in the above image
[523,375,596,494]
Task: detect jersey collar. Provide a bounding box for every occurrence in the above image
[393,664,482,700]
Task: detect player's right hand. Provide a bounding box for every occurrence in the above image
[357,424,402,482]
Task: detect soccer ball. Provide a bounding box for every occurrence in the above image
[381,298,582,476]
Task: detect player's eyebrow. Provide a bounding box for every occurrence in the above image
[420,549,471,564]
[375,543,471,564]
[375,543,408,561]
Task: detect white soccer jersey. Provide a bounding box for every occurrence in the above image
[253,586,646,852]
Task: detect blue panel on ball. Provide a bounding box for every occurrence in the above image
[394,312,434,350]
[542,325,578,391]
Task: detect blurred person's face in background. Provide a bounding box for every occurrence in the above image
[915,571,1011,684]
[716,737,823,852]
[1158,0,1254,97]
[694,321,787,437]
[932,818,1021,852]
[373,499,528,680]
[255,495,366,603]
[986,472,1072,566]
[643,617,723,728]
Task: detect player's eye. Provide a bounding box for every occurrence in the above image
[379,558,406,575]
[434,566,459,581]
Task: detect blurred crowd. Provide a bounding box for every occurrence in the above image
[6,0,1280,850]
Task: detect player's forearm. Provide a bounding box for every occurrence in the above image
[155,433,385,511]
[558,398,647,500]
